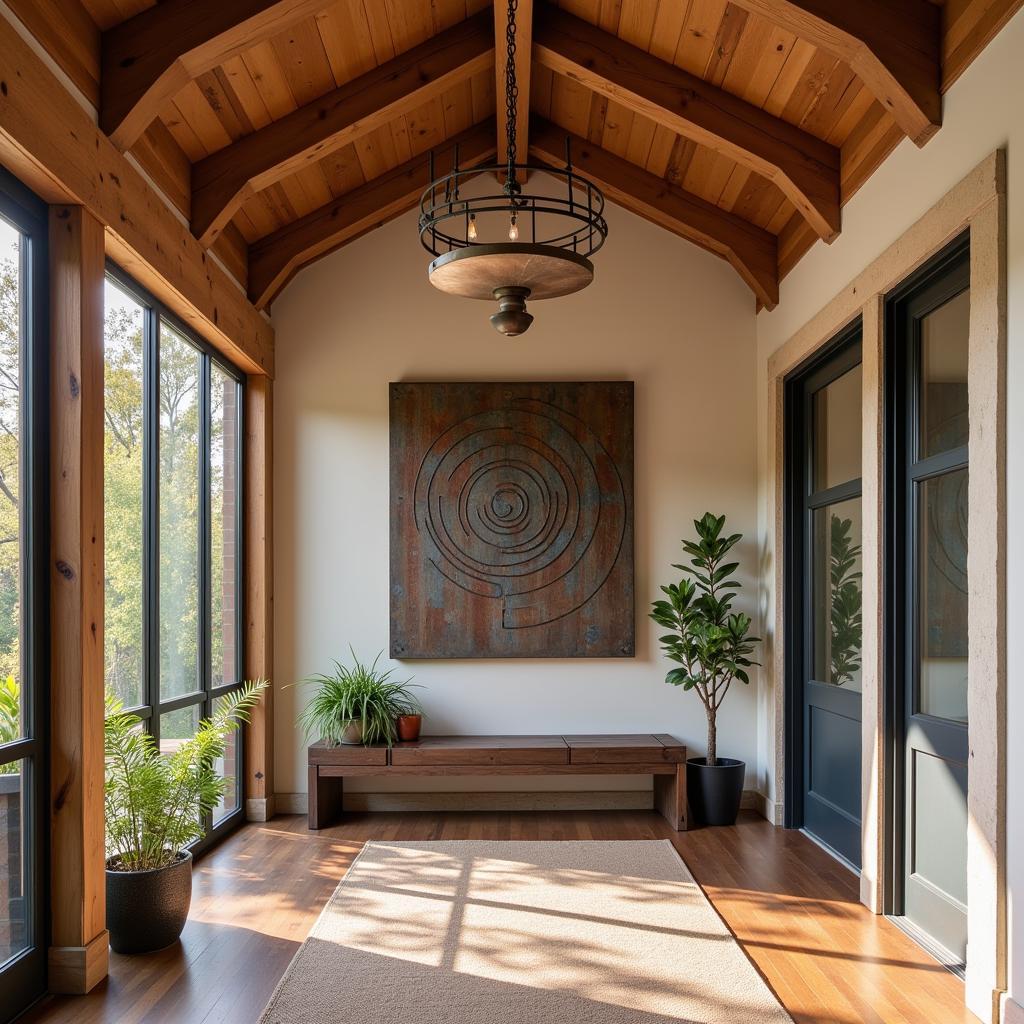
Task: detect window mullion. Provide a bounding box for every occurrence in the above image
[144,303,161,750]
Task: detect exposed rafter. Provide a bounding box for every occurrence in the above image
[495,0,533,180]
[191,11,495,248]
[101,0,325,150]
[249,120,496,310]
[530,119,778,309]
[728,0,941,145]
[533,4,840,242]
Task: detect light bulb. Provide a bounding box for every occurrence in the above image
[508,214,519,241]
[468,214,477,241]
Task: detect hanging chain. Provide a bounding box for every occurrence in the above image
[504,0,519,191]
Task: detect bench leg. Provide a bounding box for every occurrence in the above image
[308,766,344,830]
[654,763,688,831]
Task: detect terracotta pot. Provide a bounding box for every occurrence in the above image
[396,714,422,742]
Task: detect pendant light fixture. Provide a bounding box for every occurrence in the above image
[418,0,608,336]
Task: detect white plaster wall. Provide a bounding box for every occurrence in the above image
[754,7,1024,1009]
[271,200,759,797]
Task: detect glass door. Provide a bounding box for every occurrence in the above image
[888,235,970,969]
[0,171,48,1020]
[785,324,864,869]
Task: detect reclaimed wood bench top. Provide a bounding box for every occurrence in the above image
[309,733,686,768]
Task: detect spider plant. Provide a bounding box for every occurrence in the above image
[297,650,422,747]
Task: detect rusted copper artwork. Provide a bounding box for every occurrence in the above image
[390,382,634,658]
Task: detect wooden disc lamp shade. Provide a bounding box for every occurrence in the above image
[419,0,608,336]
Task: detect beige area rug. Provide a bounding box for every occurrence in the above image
[259,840,792,1024]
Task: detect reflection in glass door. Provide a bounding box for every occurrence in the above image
[0,172,48,1020]
[785,324,864,869]
[888,235,970,969]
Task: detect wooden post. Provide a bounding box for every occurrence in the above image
[244,374,274,821]
[48,205,108,993]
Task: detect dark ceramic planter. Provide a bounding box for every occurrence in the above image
[106,850,193,954]
[687,756,745,826]
[396,714,422,742]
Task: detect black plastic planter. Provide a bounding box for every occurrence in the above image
[106,850,193,954]
[687,756,745,826]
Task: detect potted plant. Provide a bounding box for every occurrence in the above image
[297,650,422,747]
[103,680,267,953]
[395,701,423,742]
[651,513,761,826]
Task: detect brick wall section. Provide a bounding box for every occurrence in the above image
[0,774,25,958]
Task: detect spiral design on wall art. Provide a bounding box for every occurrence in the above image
[412,398,627,630]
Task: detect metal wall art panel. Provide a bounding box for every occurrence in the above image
[390,381,634,659]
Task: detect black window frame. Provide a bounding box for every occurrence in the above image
[104,262,247,853]
[0,167,50,1022]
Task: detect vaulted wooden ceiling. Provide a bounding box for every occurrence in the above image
[16,0,1021,311]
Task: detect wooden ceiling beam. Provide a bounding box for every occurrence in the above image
[248,120,496,310]
[533,4,839,242]
[728,0,941,145]
[101,0,326,150]
[0,10,273,376]
[192,11,494,248]
[530,118,778,309]
[495,0,533,181]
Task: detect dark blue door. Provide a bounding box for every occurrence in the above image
[786,329,863,869]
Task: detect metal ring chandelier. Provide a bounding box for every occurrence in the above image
[418,0,608,336]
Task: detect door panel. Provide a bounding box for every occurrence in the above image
[888,234,970,968]
[785,327,863,869]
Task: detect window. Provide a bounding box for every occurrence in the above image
[0,171,47,1019]
[103,268,244,847]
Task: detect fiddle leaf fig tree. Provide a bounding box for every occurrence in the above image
[650,513,761,767]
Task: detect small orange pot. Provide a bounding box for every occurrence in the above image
[396,714,422,742]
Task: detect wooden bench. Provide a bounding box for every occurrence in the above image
[307,733,688,831]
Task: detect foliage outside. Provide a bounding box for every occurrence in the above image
[0,675,17,775]
[651,513,761,767]
[829,514,863,686]
[0,246,21,697]
[104,680,267,872]
[103,283,238,736]
[297,651,423,748]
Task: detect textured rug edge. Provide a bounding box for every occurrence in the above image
[661,840,796,1024]
[257,839,376,1024]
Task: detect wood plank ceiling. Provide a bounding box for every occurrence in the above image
[31,0,1023,310]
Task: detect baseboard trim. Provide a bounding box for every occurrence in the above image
[246,795,277,822]
[48,930,109,994]
[277,788,769,817]
[1001,993,1023,1024]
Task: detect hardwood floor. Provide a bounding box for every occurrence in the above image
[21,810,977,1024]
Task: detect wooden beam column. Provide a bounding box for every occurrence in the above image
[244,375,274,821]
[48,205,108,994]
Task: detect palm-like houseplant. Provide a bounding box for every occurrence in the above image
[104,679,267,953]
[651,513,760,825]
[298,650,421,747]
